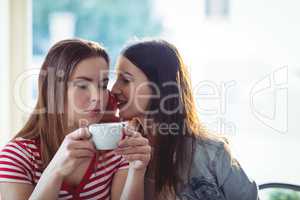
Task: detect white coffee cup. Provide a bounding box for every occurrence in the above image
[88,122,127,150]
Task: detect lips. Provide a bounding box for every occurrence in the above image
[85,108,102,118]
[113,94,125,105]
[90,109,101,112]
[86,108,102,114]
[113,93,128,109]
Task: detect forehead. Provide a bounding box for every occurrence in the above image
[116,56,144,76]
[70,56,109,80]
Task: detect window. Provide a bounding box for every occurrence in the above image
[205,0,229,17]
[31,0,164,104]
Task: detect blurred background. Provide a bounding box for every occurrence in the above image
[0,0,299,199]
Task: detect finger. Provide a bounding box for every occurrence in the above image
[123,127,141,138]
[129,117,143,129]
[70,149,94,158]
[68,140,96,152]
[67,127,91,140]
[122,154,150,162]
[118,137,148,148]
[115,146,151,155]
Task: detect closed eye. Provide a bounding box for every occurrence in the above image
[122,78,130,83]
[120,74,132,84]
[73,80,90,90]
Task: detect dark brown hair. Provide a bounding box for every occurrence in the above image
[121,39,210,197]
[13,38,109,169]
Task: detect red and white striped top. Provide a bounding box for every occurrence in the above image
[0,137,129,200]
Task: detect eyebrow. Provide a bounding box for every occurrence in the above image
[74,76,109,82]
[73,76,93,82]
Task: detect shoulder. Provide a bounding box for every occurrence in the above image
[193,135,232,165]
[179,136,258,199]
[0,137,41,170]
[0,137,40,184]
[14,137,39,149]
[1,137,40,156]
[194,136,257,187]
[187,135,238,184]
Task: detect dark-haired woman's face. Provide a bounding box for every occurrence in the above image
[67,56,109,127]
[112,56,152,120]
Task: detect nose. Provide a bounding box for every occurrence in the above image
[90,85,101,103]
[111,81,121,95]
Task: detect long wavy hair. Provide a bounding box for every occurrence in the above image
[121,39,215,198]
[13,38,110,169]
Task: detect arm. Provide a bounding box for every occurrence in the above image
[111,169,128,200]
[0,158,64,200]
[111,168,146,200]
[1,166,64,200]
[0,128,95,200]
[29,128,95,199]
[120,168,146,200]
[0,140,35,200]
[111,126,151,200]
[0,183,33,200]
[29,165,63,200]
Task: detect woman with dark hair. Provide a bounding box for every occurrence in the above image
[112,39,259,199]
[0,38,151,200]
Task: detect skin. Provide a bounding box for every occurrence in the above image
[112,56,156,150]
[112,56,153,121]
[112,55,157,147]
[112,56,153,199]
[66,56,110,127]
[0,56,151,200]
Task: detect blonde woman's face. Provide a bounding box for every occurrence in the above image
[67,56,109,127]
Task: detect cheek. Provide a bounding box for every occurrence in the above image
[100,90,109,109]
[122,86,131,99]
[67,89,91,111]
[117,83,131,100]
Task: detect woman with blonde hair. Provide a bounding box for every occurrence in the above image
[0,39,151,200]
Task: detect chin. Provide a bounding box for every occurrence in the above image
[119,111,135,121]
[79,115,102,126]
[90,115,107,124]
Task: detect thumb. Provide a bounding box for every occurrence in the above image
[68,127,91,140]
